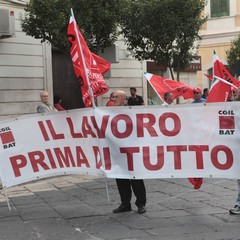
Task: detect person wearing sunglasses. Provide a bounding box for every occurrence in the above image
[192,87,206,104]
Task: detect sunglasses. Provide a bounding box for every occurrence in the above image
[193,92,200,95]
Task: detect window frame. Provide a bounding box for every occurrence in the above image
[210,0,229,18]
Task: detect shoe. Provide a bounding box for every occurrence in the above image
[113,204,132,213]
[138,206,146,214]
[229,205,240,215]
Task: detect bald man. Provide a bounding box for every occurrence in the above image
[111,90,127,106]
[37,91,57,113]
[112,90,147,214]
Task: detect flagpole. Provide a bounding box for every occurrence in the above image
[214,75,238,89]
[70,8,96,108]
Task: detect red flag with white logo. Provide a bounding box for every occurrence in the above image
[67,14,111,107]
[206,51,238,103]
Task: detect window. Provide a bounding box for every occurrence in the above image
[211,0,229,18]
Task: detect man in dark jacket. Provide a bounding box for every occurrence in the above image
[112,90,146,214]
[127,87,144,106]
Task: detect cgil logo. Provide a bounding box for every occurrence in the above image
[218,110,235,135]
[0,127,16,149]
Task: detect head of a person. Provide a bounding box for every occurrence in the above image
[193,87,201,101]
[54,95,61,104]
[234,87,240,101]
[164,92,173,105]
[106,92,115,106]
[40,91,49,104]
[109,92,114,101]
[112,90,127,106]
[203,88,209,96]
[130,87,137,97]
[228,87,236,101]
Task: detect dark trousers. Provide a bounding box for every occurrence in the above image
[116,179,146,207]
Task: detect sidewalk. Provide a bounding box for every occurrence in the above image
[0,175,239,240]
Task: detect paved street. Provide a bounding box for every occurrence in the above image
[0,175,239,240]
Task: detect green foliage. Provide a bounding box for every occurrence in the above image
[21,0,71,52]
[226,35,240,72]
[21,0,207,76]
[72,0,121,53]
[21,0,121,53]
[120,0,207,79]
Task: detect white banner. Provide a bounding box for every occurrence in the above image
[0,102,240,188]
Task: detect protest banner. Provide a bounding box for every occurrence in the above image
[0,103,239,188]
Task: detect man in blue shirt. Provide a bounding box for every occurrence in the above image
[192,88,206,103]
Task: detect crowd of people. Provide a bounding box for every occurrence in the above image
[36,86,240,216]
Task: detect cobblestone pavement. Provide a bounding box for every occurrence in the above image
[0,175,239,240]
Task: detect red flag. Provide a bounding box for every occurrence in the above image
[143,72,194,100]
[188,178,203,190]
[92,53,111,75]
[67,16,111,107]
[206,51,238,103]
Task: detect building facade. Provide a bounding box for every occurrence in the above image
[0,0,52,121]
[197,0,240,89]
[3,1,237,120]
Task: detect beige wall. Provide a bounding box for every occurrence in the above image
[0,2,53,120]
[100,38,146,106]
[0,1,213,115]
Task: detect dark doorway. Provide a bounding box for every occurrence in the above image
[52,48,84,109]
